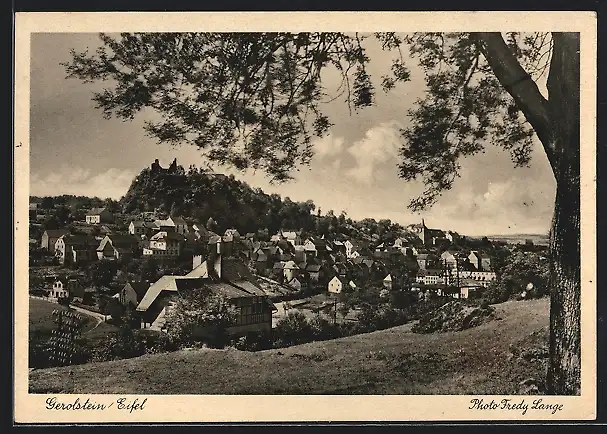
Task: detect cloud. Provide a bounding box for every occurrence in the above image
[344,122,403,184]
[30,166,137,200]
[428,176,556,235]
[313,134,345,158]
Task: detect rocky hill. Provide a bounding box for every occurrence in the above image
[118,160,317,235]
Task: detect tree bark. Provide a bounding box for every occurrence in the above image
[545,32,581,395]
[478,32,581,395]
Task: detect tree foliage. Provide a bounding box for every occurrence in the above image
[64,33,385,182]
[63,32,556,211]
[88,260,120,289]
[163,286,238,346]
[120,162,317,234]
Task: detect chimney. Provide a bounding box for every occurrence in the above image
[213,254,222,279]
[192,254,203,270]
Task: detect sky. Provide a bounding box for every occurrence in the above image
[29,33,557,236]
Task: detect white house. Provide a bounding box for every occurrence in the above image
[328,276,347,294]
[85,207,113,224]
[303,239,317,256]
[129,220,155,236]
[448,269,496,287]
[50,279,69,299]
[440,250,458,268]
[459,279,485,299]
[344,240,356,258]
[143,231,184,257]
[283,260,300,282]
[383,274,393,289]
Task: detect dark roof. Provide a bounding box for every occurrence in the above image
[306,263,322,272]
[126,281,151,299]
[44,229,70,237]
[171,216,187,225]
[62,234,97,246]
[208,234,222,244]
[109,234,140,246]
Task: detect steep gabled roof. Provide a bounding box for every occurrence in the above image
[136,276,205,311]
[109,234,140,246]
[61,234,97,247]
[283,260,299,269]
[125,281,151,300]
[44,229,70,238]
[171,216,187,225]
[155,218,176,227]
[150,231,185,242]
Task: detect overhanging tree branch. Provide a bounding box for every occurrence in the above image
[474,32,558,171]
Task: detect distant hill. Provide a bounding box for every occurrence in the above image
[118,161,317,235]
[482,234,550,246]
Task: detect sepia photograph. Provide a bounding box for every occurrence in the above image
[14,12,597,423]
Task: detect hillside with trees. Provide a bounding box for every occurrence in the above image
[118,161,317,235]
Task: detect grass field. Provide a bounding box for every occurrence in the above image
[29,297,119,338]
[29,298,97,334]
[29,297,549,395]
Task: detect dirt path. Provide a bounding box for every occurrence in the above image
[68,304,110,334]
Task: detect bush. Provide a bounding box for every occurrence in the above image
[308,314,341,341]
[57,296,71,306]
[232,331,273,351]
[135,329,179,354]
[412,301,497,334]
[90,325,146,362]
[29,330,92,368]
[274,311,312,347]
[163,288,238,348]
[482,281,513,305]
[337,320,365,337]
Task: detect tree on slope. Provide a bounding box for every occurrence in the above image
[64,31,581,394]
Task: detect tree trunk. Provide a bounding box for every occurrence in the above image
[477,32,582,395]
[545,32,581,395]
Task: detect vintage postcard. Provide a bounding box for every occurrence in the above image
[14,11,597,423]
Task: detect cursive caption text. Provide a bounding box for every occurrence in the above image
[469,398,563,416]
[45,397,147,413]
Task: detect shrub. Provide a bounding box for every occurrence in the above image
[232,331,273,351]
[135,329,179,354]
[274,311,312,347]
[163,288,238,348]
[90,325,146,362]
[337,320,365,337]
[412,301,497,334]
[29,330,92,368]
[308,314,341,341]
[482,281,512,305]
[57,296,71,306]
